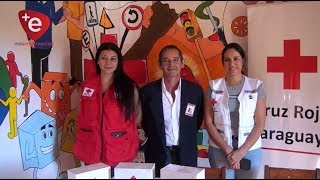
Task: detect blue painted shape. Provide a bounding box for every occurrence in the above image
[18,110,59,170]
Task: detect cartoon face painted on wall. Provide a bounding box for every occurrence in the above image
[23,72,80,129]
[34,121,57,160]
[35,124,56,155]
[40,72,71,128]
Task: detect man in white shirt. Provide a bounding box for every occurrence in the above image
[140,45,204,177]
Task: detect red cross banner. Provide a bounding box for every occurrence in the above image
[248,2,320,171]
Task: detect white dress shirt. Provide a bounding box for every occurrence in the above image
[161,78,181,146]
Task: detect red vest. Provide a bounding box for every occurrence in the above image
[73,75,139,166]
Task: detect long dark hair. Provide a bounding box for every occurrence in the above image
[95,42,136,121]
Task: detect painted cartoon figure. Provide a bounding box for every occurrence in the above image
[24,1,66,88]
[60,107,81,167]
[4,51,22,88]
[0,87,22,139]
[63,1,85,84]
[18,110,60,179]
[20,75,30,117]
[23,72,79,129]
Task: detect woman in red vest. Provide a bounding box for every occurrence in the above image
[73,42,141,175]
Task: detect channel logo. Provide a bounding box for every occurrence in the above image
[18,10,50,41]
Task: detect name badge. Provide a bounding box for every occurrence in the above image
[185,103,196,117]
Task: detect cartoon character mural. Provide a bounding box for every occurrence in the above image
[23,72,79,129]
[20,74,30,117]
[63,1,85,84]
[0,87,23,139]
[60,107,80,167]
[18,110,60,179]
[4,51,22,88]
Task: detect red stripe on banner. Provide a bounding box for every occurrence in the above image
[262,147,320,155]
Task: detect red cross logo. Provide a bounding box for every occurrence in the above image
[211,99,217,106]
[86,88,92,94]
[267,39,317,89]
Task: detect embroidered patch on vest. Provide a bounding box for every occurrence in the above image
[211,98,217,106]
[82,87,94,97]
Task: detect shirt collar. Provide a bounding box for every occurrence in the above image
[161,78,182,93]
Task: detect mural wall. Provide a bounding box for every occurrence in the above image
[0,1,287,178]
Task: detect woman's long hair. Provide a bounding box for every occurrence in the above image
[95,42,135,121]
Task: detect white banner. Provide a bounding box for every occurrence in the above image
[248,1,320,172]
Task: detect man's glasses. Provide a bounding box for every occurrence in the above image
[161,57,181,65]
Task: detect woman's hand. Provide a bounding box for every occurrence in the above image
[230,161,240,169]
[227,149,246,169]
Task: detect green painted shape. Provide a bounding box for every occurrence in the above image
[0,56,12,98]
[195,1,220,27]
[0,56,11,126]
